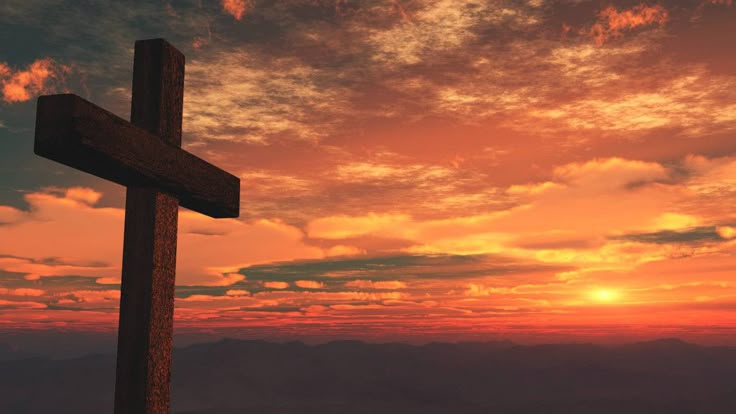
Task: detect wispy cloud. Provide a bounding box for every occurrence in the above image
[222,0,250,20]
[588,4,669,46]
[0,58,70,103]
[184,49,350,143]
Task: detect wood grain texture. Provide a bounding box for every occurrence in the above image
[115,188,178,414]
[34,93,240,218]
[114,38,181,414]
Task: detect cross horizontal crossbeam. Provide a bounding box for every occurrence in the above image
[35,94,240,218]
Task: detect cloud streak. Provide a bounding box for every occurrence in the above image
[589,4,669,46]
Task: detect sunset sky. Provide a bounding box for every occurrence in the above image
[1,0,736,345]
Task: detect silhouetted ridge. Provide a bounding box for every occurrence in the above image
[621,337,697,351]
[2,338,735,414]
[0,343,39,361]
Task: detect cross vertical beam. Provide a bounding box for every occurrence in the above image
[114,39,185,414]
[34,37,239,412]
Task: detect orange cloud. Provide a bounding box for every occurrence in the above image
[63,290,121,304]
[310,157,678,245]
[0,288,45,297]
[306,155,731,280]
[0,299,47,310]
[0,188,344,285]
[588,4,669,46]
[0,58,69,103]
[308,213,412,239]
[203,272,246,287]
[345,280,407,290]
[263,281,289,290]
[63,187,103,205]
[0,206,24,224]
[0,257,116,281]
[295,280,325,289]
[225,289,250,296]
[717,226,736,239]
[222,0,249,20]
[553,157,668,190]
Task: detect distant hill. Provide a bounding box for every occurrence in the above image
[1,338,735,414]
[0,343,37,361]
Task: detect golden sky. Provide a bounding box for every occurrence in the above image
[1,0,736,344]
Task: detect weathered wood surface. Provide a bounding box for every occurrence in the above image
[34,93,240,218]
[113,39,183,414]
[116,188,179,414]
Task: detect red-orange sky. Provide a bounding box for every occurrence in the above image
[1,0,736,344]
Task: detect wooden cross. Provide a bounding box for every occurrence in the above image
[33,39,240,413]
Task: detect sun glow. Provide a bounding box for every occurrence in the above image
[592,289,619,303]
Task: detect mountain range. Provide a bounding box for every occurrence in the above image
[1,338,735,413]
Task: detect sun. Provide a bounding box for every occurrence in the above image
[592,289,619,303]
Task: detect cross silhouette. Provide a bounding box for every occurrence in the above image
[34,39,240,413]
